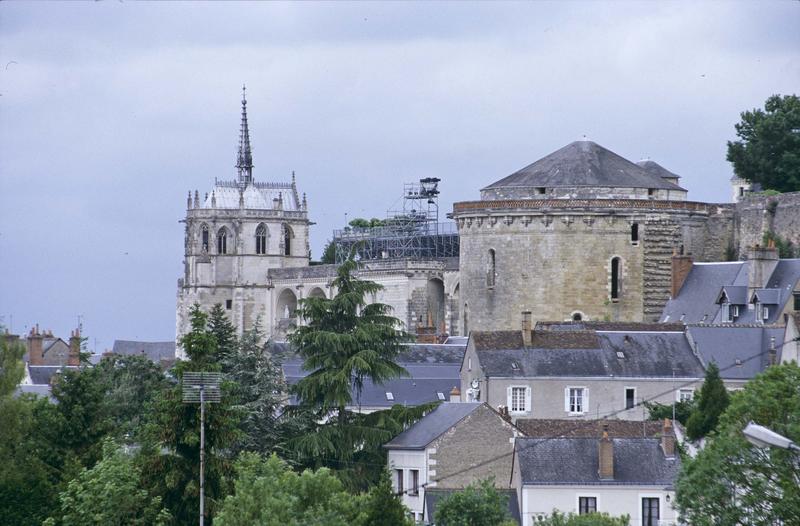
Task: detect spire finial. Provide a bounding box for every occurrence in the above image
[236,85,254,187]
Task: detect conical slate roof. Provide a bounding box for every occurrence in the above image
[637,160,685,189]
[483,140,684,191]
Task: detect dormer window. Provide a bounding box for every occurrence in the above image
[385,392,394,401]
[537,187,546,195]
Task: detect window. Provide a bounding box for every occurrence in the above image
[566,387,587,414]
[509,386,529,413]
[647,188,655,197]
[762,306,770,320]
[537,187,546,195]
[625,387,636,409]
[395,469,404,494]
[678,388,694,402]
[739,186,745,197]
[794,293,800,311]
[572,312,583,321]
[201,224,209,252]
[631,223,639,244]
[217,228,228,254]
[610,257,622,300]
[225,299,232,310]
[578,497,597,514]
[409,470,419,496]
[386,392,394,401]
[255,224,267,255]
[642,497,660,526]
[437,392,445,401]
[283,224,292,256]
[487,249,496,288]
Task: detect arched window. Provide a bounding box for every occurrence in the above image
[631,223,639,244]
[611,257,622,300]
[283,224,292,256]
[217,227,228,254]
[200,224,209,253]
[572,312,583,321]
[487,249,496,287]
[255,224,267,255]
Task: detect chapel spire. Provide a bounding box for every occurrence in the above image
[236,84,254,186]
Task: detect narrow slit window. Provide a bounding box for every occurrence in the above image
[487,249,496,288]
[611,257,622,300]
[201,225,209,252]
[631,223,639,243]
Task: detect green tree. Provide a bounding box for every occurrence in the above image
[141,304,242,525]
[208,303,238,360]
[215,453,366,526]
[676,363,800,526]
[685,362,730,440]
[0,335,25,397]
[645,398,695,426]
[321,239,337,264]
[727,94,800,193]
[362,471,413,526]
[45,440,170,526]
[537,511,630,526]
[434,479,513,526]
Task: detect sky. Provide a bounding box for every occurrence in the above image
[1,1,798,351]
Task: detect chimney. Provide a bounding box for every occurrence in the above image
[671,247,693,298]
[449,386,461,403]
[498,405,512,423]
[521,311,532,348]
[598,425,614,480]
[68,329,81,366]
[661,419,676,458]
[768,336,777,366]
[748,242,779,292]
[28,325,44,366]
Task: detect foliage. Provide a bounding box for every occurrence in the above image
[726,94,800,192]
[215,453,366,526]
[362,471,414,526]
[0,335,26,397]
[321,239,337,264]
[140,304,242,525]
[645,398,695,426]
[763,230,796,258]
[208,303,238,360]
[434,479,514,526]
[676,363,800,526]
[685,362,730,440]
[348,217,386,229]
[537,511,630,526]
[44,439,170,526]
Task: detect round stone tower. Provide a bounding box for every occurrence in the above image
[452,140,717,332]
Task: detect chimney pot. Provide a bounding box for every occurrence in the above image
[449,386,461,403]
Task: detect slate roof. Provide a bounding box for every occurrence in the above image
[111,340,176,362]
[202,181,300,210]
[396,343,466,364]
[686,325,784,380]
[516,419,664,439]
[474,330,704,378]
[661,259,800,325]
[384,402,481,449]
[483,141,684,192]
[636,160,685,188]
[28,365,76,385]
[283,361,461,409]
[424,488,520,524]
[515,437,680,487]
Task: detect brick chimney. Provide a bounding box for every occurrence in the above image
[661,419,676,458]
[671,247,693,299]
[68,329,81,366]
[449,386,461,403]
[521,311,532,348]
[28,325,44,366]
[748,243,779,292]
[598,425,614,480]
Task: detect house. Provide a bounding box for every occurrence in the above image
[4,325,82,398]
[512,421,680,526]
[384,402,523,524]
[460,321,707,422]
[662,245,800,325]
[108,340,177,368]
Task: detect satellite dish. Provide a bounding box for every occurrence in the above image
[470,379,480,389]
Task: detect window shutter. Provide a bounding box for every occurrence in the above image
[584,388,590,414]
[564,387,570,412]
[525,387,532,413]
[507,386,513,409]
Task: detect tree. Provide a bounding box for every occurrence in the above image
[140,304,242,525]
[645,398,695,426]
[727,94,800,193]
[215,453,366,526]
[0,335,25,397]
[321,239,337,264]
[685,362,730,440]
[44,440,170,526]
[676,363,800,526]
[433,479,514,526]
[537,511,630,526]
[208,303,238,360]
[362,471,413,526]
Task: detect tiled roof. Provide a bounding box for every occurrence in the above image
[111,340,175,362]
[686,325,784,380]
[384,402,481,449]
[471,331,524,351]
[537,321,685,332]
[516,419,663,438]
[515,437,680,486]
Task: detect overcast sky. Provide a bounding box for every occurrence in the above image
[1,1,798,350]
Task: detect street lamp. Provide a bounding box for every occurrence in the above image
[743,422,799,452]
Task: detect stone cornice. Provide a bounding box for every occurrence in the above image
[452,198,726,216]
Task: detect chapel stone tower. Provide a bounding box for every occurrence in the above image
[176,87,310,351]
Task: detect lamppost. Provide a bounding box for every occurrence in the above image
[743,422,799,452]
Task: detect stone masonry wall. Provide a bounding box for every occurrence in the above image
[735,192,800,258]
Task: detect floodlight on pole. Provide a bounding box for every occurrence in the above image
[743,422,799,452]
[182,372,222,526]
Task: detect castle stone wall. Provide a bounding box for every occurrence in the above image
[735,192,800,257]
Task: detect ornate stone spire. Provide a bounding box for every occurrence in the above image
[236,85,254,187]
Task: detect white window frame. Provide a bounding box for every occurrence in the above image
[507,385,531,414]
[565,386,588,415]
[576,494,600,514]
[624,386,637,410]
[678,388,694,403]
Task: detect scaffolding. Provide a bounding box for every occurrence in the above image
[333,178,460,263]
